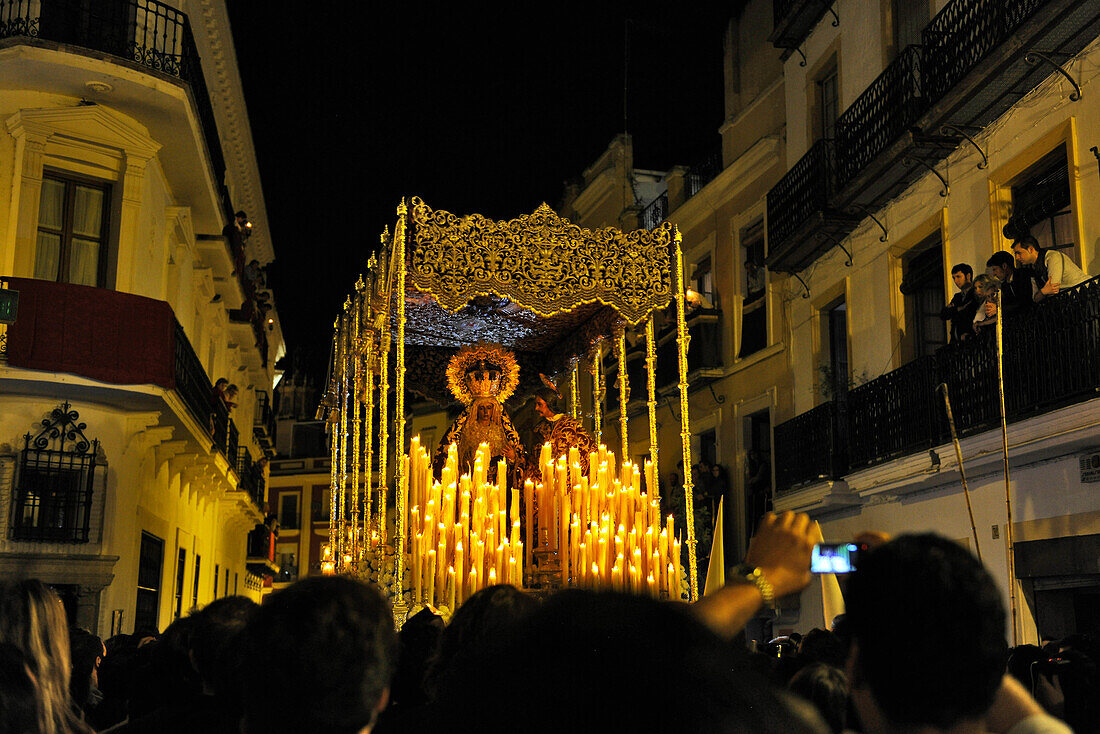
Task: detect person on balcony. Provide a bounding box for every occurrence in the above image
[985,251,1033,320]
[939,264,978,343]
[745,259,766,302]
[971,275,999,335]
[224,384,239,411]
[1010,234,1087,302]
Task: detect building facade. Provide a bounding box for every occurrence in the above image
[562,0,1100,642]
[765,0,1100,642]
[0,0,284,635]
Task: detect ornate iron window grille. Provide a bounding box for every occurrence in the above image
[11,401,99,543]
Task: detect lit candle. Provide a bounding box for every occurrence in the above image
[426,549,437,606]
[524,480,534,569]
[413,533,423,603]
[447,566,455,611]
[455,541,465,606]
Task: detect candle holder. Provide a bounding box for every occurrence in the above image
[532,548,563,590]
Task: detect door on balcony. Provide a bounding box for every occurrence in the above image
[893,0,930,51]
[1010,145,1078,265]
[900,236,947,361]
[743,410,771,548]
[740,220,767,359]
[134,531,163,634]
[822,299,849,402]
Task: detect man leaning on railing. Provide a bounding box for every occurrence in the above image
[1005,217,1088,302]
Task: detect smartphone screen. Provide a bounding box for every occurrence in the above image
[811,542,865,573]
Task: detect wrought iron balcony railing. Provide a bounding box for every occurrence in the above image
[775,276,1100,486]
[685,149,723,199]
[774,401,847,492]
[835,45,926,191]
[641,193,668,231]
[0,0,234,222]
[173,320,242,468]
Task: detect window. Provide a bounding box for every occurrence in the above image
[740,221,767,359]
[234,572,238,595]
[279,492,300,530]
[35,173,110,287]
[692,257,715,308]
[135,531,164,633]
[224,572,229,597]
[817,66,839,141]
[1010,146,1077,263]
[192,555,201,609]
[214,564,220,599]
[743,410,772,543]
[899,236,947,361]
[821,299,849,402]
[11,402,99,543]
[893,0,930,51]
[277,549,299,583]
[173,547,187,620]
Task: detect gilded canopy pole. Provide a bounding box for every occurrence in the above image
[645,316,659,500]
[392,200,410,620]
[338,300,352,565]
[616,325,629,466]
[589,341,602,445]
[350,277,365,562]
[995,289,1019,645]
[672,227,698,601]
[360,262,376,561]
[376,231,392,569]
[570,364,580,420]
[326,321,340,568]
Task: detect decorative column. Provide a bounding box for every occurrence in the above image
[392,200,410,625]
[672,227,698,601]
[338,301,351,564]
[351,278,365,561]
[590,342,602,445]
[645,316,659,500]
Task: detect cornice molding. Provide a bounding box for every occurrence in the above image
[192,0,274,264]
[6,105,161,162]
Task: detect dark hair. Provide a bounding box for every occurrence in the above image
[190,596,256,701]
[846,534,1007,729]
[68,627,103,713]
[431,590,819,733]
[986,251,1015,270]
[427,585,538,699]
[788,663,849,734]
[390,607,445,708]
[533,387,562,414]
[235,210,248,219]
[1011,234,1040,250]
[950,263,973,277]
[243,576,397,734]
[799,628,846,669]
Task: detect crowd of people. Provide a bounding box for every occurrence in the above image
[940,227,1090,343]
[2,510,1095,733]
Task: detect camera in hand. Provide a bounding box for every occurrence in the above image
[811,542,867,574]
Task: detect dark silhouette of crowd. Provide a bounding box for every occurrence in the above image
[1,511,1094,734]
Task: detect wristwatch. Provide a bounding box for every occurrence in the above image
[730,563,775,607]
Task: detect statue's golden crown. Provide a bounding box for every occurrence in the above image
[446,342,520,406]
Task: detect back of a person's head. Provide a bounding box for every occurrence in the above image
[243,576,396,734]
[127,614,201,718]
[800,628,846,669]
[428,584,537,697]
[434,590,823,734]
[788,663,849,734]
[846,534,1007,730]
[987,251,1015,270]
[0,580,80,734]
[67,627,102,713]
[389,606,444,707]
[190,595,256,700]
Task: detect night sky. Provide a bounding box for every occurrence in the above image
[227,3,735,376]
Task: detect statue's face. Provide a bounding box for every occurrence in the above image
[476,403,493,423]
[535,397,553,419]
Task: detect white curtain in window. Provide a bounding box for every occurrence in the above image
[72,186,104,238]
[38,179,65,228]
[69,239,100,287]
[35,232,61,280]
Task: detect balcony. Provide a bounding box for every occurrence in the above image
[774,276,1100,491]
[765,139,859,274]
[254,390,276,452]
[0,0,234,222]
[832,46,958,211]
[774,401,847,490]
[654,308,724,389]
[684,149,723,199]
[236,446,266,510]
[641,193,668,231]
[769,0,836,56]
[921,0,1100,131]
[3,277,245,473]
[764,0,1100,275]
[246,522,279,576]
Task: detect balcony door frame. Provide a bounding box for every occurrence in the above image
[887,209,952,372]
[810,278,852,407]
[987,118,1087,270]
